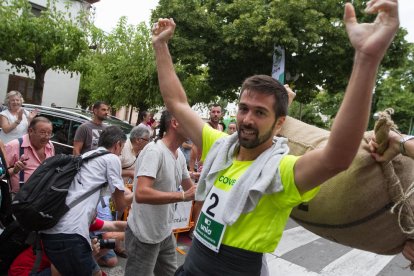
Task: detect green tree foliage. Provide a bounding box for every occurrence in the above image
[79,18,159,111]
[0,0,90,104]
[152,0,411,124]
[374,45,414,134]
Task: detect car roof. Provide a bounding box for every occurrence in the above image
[23,104,133,134]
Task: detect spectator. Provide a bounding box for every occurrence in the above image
[151,2,399,273]
[125,110,196,276]
[190,105,224,178]
[137,110,158,137]
[180,139,193,169]
[73,101,109,155]
[0,91,38,143]
[207,104,223,131]
[9,218,127,276]
[6,117,55,195]
[120,125,151,182]
[227,122,237,135]
[41,126,132,276]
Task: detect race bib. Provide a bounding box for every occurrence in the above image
[194,186,229,252]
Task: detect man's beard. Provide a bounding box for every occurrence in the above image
[97,115,107,121]
[210,117,219,123]
[237,121,276,149]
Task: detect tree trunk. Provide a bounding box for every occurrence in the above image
[33,69,46,105]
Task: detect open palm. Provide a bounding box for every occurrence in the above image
[344,1,399,60]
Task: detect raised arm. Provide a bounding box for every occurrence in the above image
[294,0,399,193]
[152,19,205,148]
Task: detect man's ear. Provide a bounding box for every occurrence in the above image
[171,118,179,128]
[273,116,286,134]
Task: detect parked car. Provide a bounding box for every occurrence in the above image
[23,104,133,154]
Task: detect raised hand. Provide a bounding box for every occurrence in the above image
[152,18,176,45]
[28,108,38,121]
[344,0,399,60]
[17,108,24,121]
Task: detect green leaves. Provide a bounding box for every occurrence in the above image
[78,20,160,110]
[0,0,91,102]
[152,0,412,129]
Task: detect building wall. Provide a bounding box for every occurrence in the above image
[0,61,80,107]
[0,0,92,107]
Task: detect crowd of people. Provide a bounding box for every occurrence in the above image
[1,0,414,275]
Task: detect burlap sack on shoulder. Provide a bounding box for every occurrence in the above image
[281,116,414,255]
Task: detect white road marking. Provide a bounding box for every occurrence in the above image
[267,257,319,276]
[272,226,321,256]
[320,249,394,276]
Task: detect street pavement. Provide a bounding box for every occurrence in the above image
[103,219,413,276]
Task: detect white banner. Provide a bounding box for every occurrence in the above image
[172,186,192,230]
[272,46,285,84]
[172,200,192,230]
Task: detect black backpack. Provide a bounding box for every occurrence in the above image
[11,151,110,232]
[0,220,33,272]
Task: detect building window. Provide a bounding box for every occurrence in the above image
[7,75,35,104]
[29,2,45,17]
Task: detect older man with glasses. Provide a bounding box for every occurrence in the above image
[6,116,55,196]
[120,125,152,183]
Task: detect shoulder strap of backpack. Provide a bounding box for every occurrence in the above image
[18,138,24,183]
[67,150,111,209]
[67,182,108,209]
[82,150,110,162]
[31,232,42,274]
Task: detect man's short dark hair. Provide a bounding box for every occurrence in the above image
[29,116,52,129]
[92,101,108,111]
[98,126,127,148]
[209,103,222,111]
[239,75,288,119]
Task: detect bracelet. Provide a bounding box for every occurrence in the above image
[400,136,414,156]
[181,191,185,202]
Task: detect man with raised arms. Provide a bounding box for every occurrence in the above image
[152,0,399,274]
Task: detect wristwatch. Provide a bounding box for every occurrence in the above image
[400,135,414,156]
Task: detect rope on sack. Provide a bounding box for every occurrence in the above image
[374,108,414,269]
[374,108,397,155]
[391,181,414,234]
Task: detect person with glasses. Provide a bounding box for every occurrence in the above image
[5,117,55,195]
[120,125,152,183]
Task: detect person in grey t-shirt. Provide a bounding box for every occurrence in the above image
[73,101,109,155]
[125,110,196,276]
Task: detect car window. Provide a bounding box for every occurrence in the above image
[40,114,69,145]
[68,120,82,146]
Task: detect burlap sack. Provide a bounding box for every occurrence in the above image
[281,116,414,255]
